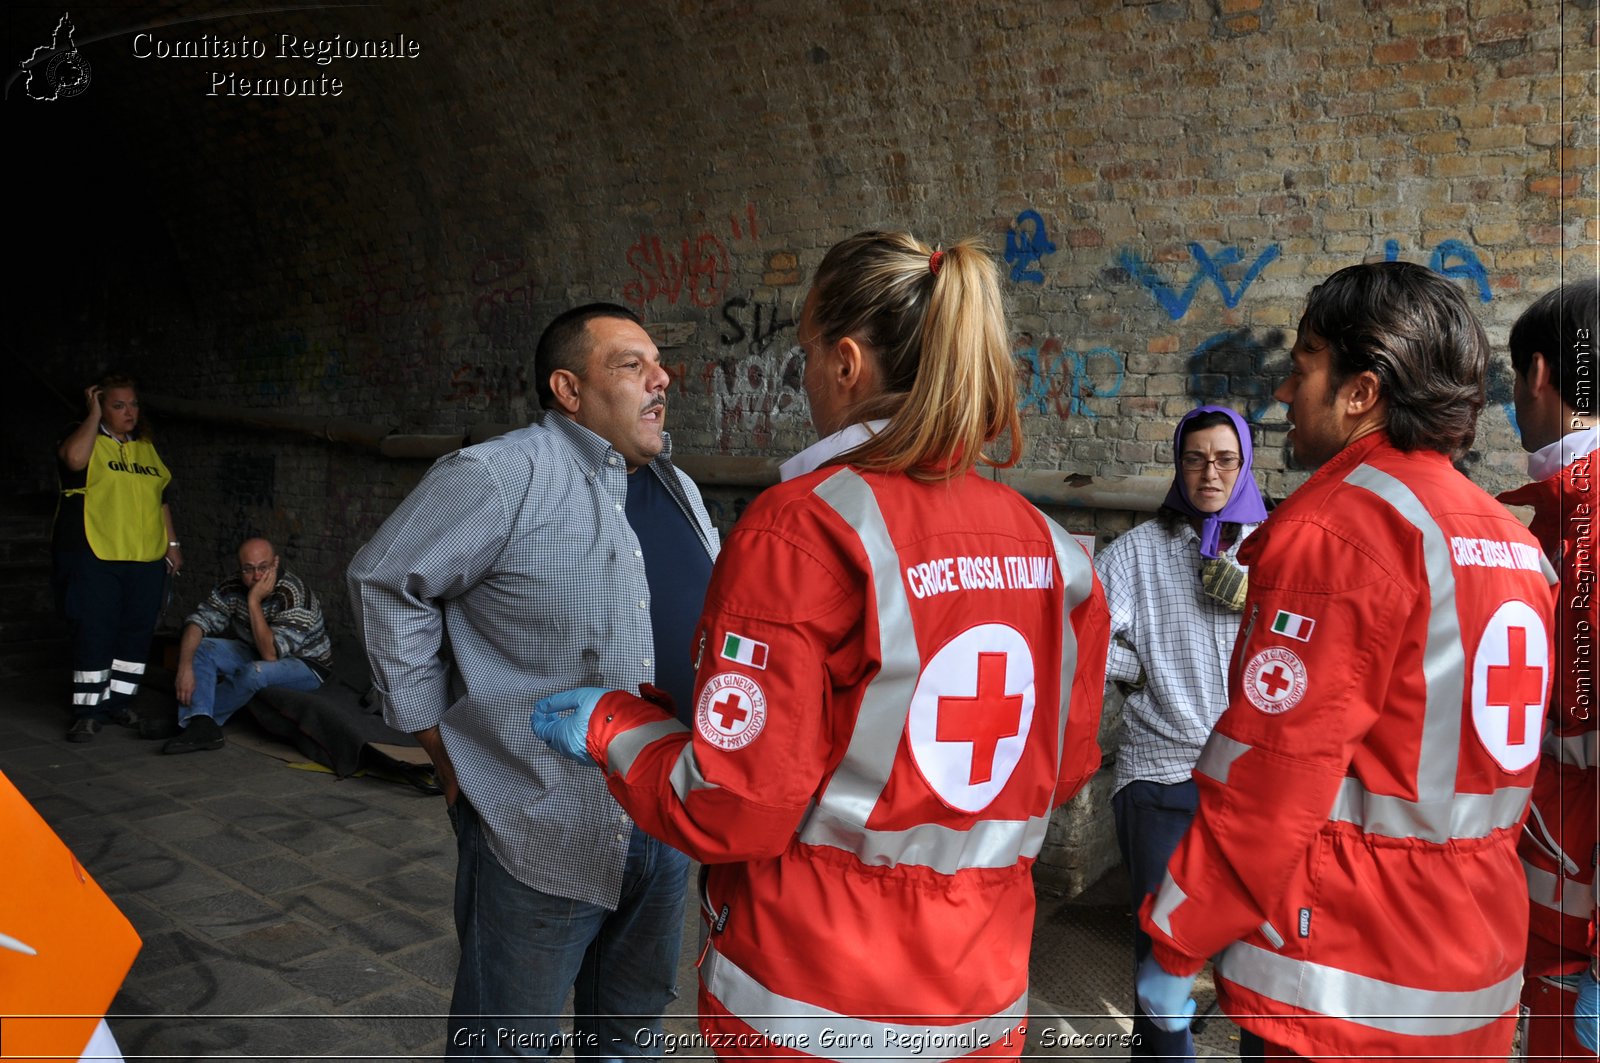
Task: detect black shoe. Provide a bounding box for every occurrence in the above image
[66,718,100,742]
[108,706,140,728]
[162,715,225,754]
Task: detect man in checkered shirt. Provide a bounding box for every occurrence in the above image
[349,303,719,1060]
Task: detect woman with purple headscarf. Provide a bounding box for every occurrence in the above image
[1092,405,1268,1061]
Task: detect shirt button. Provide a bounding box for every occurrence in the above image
[634,549,642,558]
[643,658,652,668]
[608,455,619,465]
[639,599,648,609]
[615,833,624,841]
[615,502,623,512]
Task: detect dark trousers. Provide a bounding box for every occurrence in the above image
[445,797,688,1061]
[1114,778,1200,1062]
[56,550,165,721]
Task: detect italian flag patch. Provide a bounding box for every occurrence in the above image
[1270,610,1316,642]
[720,633,769,670]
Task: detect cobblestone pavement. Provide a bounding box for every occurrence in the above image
[2,657,1243,1061]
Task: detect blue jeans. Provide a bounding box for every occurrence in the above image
[447,797,688,1061]
[1114,779,1200,1062]
[180,637,322,725]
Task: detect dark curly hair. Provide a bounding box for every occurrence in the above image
[1298,261,1488,457]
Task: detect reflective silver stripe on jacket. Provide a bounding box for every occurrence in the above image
[1147,870,1187,937]
[1043,515,1097,801]
[702,939,1028,1060]
[804,469,923,847]
[1219,941,1521,1036]
[799,807,1052,872]
[1326,776,1532,842]
[1346,465,1465,807]
[668,739,721,802]
[1545,729,1598,769]
[1193,732,1250,786]
[796,468,1084,871]
[606,717,689,779]
[1523,861,1597,919]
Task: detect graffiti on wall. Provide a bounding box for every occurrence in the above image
[344,253,431,334]
[1117,242,1282,320]
[1011,235,1497,427]
[236,329,347,400]
[1015,335,1126,419]
[449,362,529,405]
[719,294,796,359]
[623,203,763,310]
[1185,328,1287,423]
[1384,238,1493,303]
[1005,210,1057,285]
[704,344,808,452]
[471,253,539,345]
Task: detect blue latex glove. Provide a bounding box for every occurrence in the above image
[1135,953,1199,1033]
[531,687,609,762]
[1577,968,1599,1053]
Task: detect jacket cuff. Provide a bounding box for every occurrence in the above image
[1148,939,1207,977]
[588,689,670,768]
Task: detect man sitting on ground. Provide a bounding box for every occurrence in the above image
[163,537,332,754]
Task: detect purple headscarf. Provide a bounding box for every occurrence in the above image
[1161,404,1269,559]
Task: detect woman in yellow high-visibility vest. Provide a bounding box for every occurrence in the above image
[53,375,182,742]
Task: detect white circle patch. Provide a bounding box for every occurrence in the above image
[1471,599,1550,772]
[695,672,767,751]
[1243,646,1308,714]
[907,624,1036,814]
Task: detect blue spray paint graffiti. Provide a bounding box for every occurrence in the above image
[1487,358,1518,432]
[1383,239,1493,303]
[1185,327,1287,423]
[1005,210,1057,284]
[1016,335,1125,418]
[1118,243,1282,319]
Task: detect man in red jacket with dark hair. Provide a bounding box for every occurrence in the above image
[1499,278,1599,1059]
[1136,262,1559,1061]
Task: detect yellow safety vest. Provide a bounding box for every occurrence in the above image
[63,433,171,561]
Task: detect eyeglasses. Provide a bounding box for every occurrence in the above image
[239,562,276,576]
[1180,453,1242,472]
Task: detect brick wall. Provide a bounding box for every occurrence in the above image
[14,0,1595,893]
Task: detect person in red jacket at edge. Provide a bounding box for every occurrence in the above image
[1133,261,1559,1062]
[534,230,1110,1061]
[1498,278,1599,1059]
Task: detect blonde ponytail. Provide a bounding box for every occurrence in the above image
[807,231,1021,480]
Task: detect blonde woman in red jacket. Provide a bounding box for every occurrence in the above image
[536,230,1109,1061]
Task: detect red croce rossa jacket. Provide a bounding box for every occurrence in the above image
[1142,433,1558,1062]
[1499,449,1598,978]
[587,463,1108,1061]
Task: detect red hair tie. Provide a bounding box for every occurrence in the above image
[928,250,944,276]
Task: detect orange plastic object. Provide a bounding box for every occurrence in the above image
[0,770,142,1062]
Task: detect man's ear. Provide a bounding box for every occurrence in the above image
[548,370,582,415]
[1523,350,1554,399]
[1343,369,1384,416]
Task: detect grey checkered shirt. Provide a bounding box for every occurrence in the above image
[1094,518,1257,794]
[347,412,719,908]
